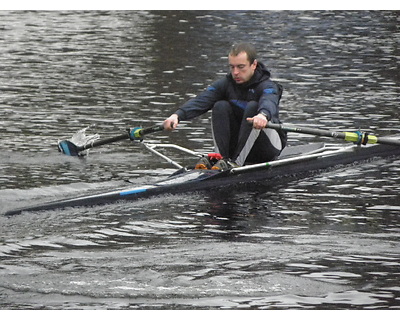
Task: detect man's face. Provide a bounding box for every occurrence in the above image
[229,51,257,84]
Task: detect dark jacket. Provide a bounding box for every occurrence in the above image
[175,62,283,123]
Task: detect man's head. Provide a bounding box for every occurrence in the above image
[228,43,258,84]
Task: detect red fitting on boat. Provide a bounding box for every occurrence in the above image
[208,153,223,161]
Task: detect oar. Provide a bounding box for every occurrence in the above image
[58,124,165,156]
[267,123,400,146]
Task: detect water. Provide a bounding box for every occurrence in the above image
[0,10,399,309]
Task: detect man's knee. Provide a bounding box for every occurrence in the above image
[213,100,231,109]
[244,101,259,117]
[212,100,231,115]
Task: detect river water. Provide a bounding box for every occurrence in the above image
[0,10,399,310]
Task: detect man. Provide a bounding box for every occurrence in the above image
[163,42,286,170]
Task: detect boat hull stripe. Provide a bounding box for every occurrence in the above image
[120,188,147,196]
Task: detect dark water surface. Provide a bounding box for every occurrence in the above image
[0,11,399,309]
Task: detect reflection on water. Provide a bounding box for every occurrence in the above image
[0,11,399,309]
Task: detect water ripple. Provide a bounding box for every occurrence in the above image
[1,10,399,310]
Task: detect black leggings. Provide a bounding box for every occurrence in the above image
[211,100,282,165]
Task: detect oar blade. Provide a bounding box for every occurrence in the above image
[58,140,81,156]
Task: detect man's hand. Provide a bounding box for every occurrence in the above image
[246,113,268,129]
[163,114,179,131]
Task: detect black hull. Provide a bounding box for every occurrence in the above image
[5,142,400,216]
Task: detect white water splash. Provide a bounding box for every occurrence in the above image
[69,126,100,147]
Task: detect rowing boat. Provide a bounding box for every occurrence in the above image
[5,135,400,216]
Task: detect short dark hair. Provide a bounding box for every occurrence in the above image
[229,43,257,64]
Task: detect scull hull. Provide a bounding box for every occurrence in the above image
[5,142,400,216]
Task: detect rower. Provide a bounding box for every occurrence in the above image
[163,42,287,171]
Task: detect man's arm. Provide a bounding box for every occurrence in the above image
[163,78,226,131]
[246,81,282,129]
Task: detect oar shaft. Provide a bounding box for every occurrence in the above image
[267,123,346,139]
[267,123,400,146]
[138,124,165,136]
[76,133,129,152]
[82,124,165,152]
[373,136,400,146]
[59,124,165,156]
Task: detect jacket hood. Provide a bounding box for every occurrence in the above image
[254,61,271,80]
